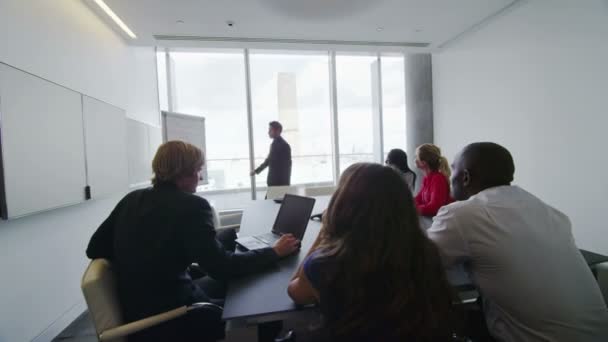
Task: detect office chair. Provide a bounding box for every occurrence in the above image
[210,204,241,233]
[81,259,223,342]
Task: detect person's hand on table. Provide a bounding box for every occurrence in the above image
[273,234,300,257]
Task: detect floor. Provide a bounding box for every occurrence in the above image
[52,312,97,342]
[52,310,322,342]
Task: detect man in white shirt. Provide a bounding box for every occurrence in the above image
[427,142,608,342]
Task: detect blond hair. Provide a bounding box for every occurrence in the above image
[416,143,451,180]
[151,141,204,185]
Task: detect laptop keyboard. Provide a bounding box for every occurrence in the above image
[256,232,280,244]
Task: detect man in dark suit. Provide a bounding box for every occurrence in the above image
[86,141,300,341]
[251,121,292,186]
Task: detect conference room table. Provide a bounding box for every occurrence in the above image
[222,196,475,324]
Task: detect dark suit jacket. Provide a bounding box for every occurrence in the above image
[86,182,278,322]
[255,136,292,186]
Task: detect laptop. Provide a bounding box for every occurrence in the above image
[236,194,316,251]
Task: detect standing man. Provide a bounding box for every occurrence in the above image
[251,121,292,186]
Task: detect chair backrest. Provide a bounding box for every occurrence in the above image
[266,186,303,200]
[81,259,127,342]
[209,203,221,229]
[304,185,336,197]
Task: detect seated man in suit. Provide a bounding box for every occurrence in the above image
[86,140,300,341]
[427,142,608,341]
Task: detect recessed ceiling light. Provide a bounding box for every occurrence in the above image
[376,27,384,32]
[93,0,137,39]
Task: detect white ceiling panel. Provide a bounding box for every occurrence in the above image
[94,0,516,49]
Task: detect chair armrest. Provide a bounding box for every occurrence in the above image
[100,306,187,341]
[99,303,223,341]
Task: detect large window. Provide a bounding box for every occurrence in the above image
[170,50,251,191]
[250,51,333,187]
[335,54,378,173]
[157,49,409,209]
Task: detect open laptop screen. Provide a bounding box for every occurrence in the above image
[271,194,316,240]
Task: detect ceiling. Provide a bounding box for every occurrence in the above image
[98,0,517,50]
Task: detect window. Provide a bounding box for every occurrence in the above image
[335,54,378,173]
[170,50,251,191]
[158,48,409,210]
[381,56,407,159]
[249,51,334,187]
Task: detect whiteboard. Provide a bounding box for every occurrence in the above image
[0,64,87,219]
[82,95,128,198]
[162,111,208,185]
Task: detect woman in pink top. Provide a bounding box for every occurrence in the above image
[415,144,452,216]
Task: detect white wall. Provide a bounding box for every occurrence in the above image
[433,0,608,254]
[127,47,162,126]
[0,0,128,109]
[0,1,159,341]
[0,0,160,126]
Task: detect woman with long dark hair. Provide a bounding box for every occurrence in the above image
[288,163,456,341]
[386,148,417,192]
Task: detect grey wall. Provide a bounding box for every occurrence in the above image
[433,0,608,254]
[405,53,434,189]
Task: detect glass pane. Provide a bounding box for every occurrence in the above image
[335,54,377,173]
[170,50,251,194]
[156,51,168,111]
[381,56,407,160]
[249,51,334,187]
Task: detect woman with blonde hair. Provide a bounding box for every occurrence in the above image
[414,143,452,217]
